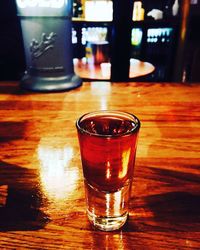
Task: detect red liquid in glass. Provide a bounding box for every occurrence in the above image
[77,115,139,192]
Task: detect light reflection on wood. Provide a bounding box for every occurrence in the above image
[0,81,199,249]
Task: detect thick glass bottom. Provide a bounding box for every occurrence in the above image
[87,209,128,231]
[84,180,131,231]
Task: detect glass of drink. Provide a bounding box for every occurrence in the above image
[76,110,140,231]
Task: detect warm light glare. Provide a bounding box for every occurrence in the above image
[85,1,113,21]
[106,193,111,216]
[91,82,111,110]
[91,81,111,94]
[100,98,108,110]
[114,191,123,215]
[105,189,124,217]
[118,149,131,179]
[38,145,79,201]
[106,161,111,179]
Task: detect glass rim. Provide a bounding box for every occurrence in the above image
[76,110,140,138]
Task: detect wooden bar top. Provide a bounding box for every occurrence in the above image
[0,81,200,249]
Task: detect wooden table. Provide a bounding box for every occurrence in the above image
[74,58,155,80]
[0,81,200,249]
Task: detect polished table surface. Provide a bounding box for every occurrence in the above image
[74,58,155,80]
[0,81,200,249]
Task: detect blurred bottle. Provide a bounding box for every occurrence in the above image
[132,1,145,21]
[72,28,78,44]
[172,0,179,16]
[131,28,143,58]
[86,41,109,65]
[73,0,83,17]
[84,27,109,65]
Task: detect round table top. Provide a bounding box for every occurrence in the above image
[73,58,155,80]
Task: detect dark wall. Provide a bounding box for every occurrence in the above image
[1,0,199,82]
[0,1,25,80]
[184,2,200,82]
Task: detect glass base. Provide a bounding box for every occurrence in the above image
[84,180,131,231]
[87,209,128,231]
[20,73,82,92]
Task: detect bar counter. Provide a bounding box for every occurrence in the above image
[0,81,200,249]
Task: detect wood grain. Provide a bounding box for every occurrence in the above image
[0,81,200,249]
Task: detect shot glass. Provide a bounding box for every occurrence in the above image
[76,110,140,231]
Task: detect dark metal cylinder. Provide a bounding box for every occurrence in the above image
[16,0,82,92]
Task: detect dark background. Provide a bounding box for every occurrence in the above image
[0,0,199,82]
[0,1,25,80]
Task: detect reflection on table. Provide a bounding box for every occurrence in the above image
[73,58,155,80]
[0,81,199,249]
